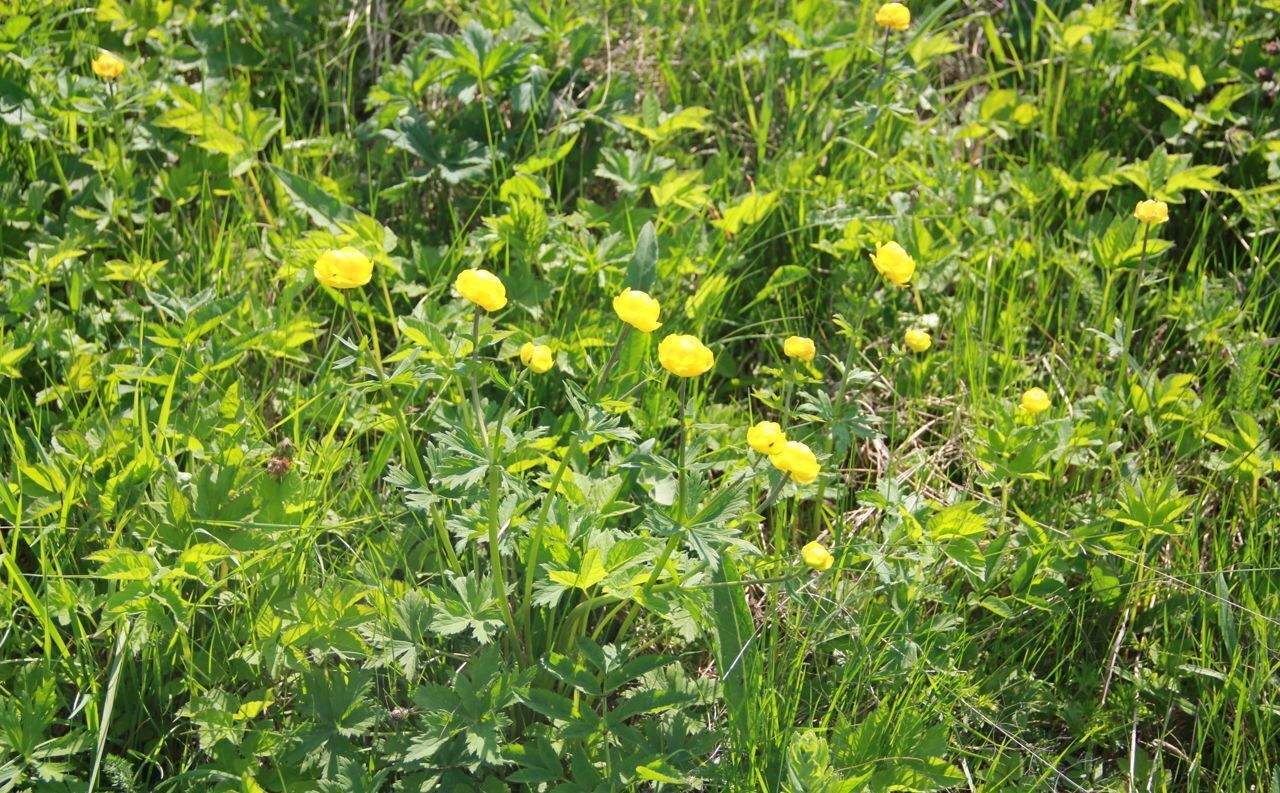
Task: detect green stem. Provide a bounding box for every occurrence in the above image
[487,365,528,664]
[470,309,488,443]
[521,327,632,655]
[343,293,461,573]
[614,378,691,640]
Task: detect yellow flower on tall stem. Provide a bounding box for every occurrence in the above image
[455,268,508,311]
[770,440,820,484]
[747,421,786,455]
[801,541,835,571]
[314,247,373,289]
[658,334,714,377]
[519,342,554,374]
[1021,387,1051,415]
[1133,199,1169,226]
[783,335,816,363]
[92,51,127,80]
[874,2,911,31]
[904,328,931,352]
[613,288,662,333]
[870,241,916,287]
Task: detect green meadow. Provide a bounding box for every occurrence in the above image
[2,0,1279,789]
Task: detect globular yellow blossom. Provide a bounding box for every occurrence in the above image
[783,335,816,363]
[455,268,507,312]
[658,334,714,377]
[92,51,126,80]
[770,440,820,484]
[520,342,554,374]
[1021,387,1051,414]
[1133,199,1169,226]
[612,288,662,333]
[801,541,834,572]
[314,247,373,289]
[870,241,916,287]
[747,421,787,455]
[904,328,931,352]
[874,2,911,31]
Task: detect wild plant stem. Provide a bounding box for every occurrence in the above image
[470,309,488,443]
[523,327,631,656]
[615,378,690,641]
[343,292,461,573]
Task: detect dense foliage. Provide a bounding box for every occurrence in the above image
[2,0,1279,790]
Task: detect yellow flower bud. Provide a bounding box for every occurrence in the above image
[870,241,916,287]
[747,421,786,455]
[313,247,373,290]
[1133,199,1169,226]
[801,541,834,572]
[783,335,816,362]
[770,440,820,484]
[92,51,127,80]
[455,268,508,312]
[612,288,662,333]
[904,328,931,352]
[874,2,911,31]
[1021,387,1051,414]
[658,334,714,378]
[520,342,554,374]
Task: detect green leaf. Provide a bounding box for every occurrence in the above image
[626,222,659,292]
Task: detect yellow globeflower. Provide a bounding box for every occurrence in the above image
[92,51,127,80]
[801,541,834,572]
[870,241,916,286]
[747,421,786,455]
[314,247,373,289]
[783,335,816,363]
[770,440,820,484]
[612,288,662,333]
[904,328,931,352]
[874,2,911,31]
[1021,387,1051,414]
[520,342,554,374]
[1133,199,1169,226]
[658,334,714,377]
[455,268,507,311]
